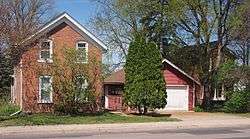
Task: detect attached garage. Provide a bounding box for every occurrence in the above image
[162,59,201,111]
[103,59,201,112]
[165,86,189,111]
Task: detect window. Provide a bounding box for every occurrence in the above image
[76,76,88,91]
[76,41,88,63]
[75,75,88,101]
[39,76,52,103]
[39,40,53,62]
[213,84,225,101]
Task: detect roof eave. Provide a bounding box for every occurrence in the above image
[20,12,108,52]
[162,59,201,85]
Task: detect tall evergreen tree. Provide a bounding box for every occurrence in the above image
[124,34,167,114]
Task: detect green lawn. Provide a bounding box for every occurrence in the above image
[0,102,179,126]
[0,112,179,127]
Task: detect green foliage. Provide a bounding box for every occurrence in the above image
[0,102,19,116]
[216,61,250,91]
[163,44,207,79]
[216,60,237,84]
[124,34,167,114]
[46,48,99,115]
[194,106,204,112]
[224,90,250,113]
[0,48,13,100]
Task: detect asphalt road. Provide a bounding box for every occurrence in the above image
[2,126,250,139]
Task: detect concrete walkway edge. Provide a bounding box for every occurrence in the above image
[1,118,250,136]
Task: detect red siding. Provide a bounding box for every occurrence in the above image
[163,64,195,111]
[107,95,122,111]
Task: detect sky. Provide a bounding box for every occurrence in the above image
[54,0,98,26]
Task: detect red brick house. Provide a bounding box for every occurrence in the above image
[11,12,107,113]
[104,59,201,111]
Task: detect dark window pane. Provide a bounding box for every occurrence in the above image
[40,76,52,102]
[78,43,86,48]
[41,89,50,102]
[41,50,50,59]
[41,42,50,49]
[77,48,87,62]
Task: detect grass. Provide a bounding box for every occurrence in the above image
[0,101,179,127]
[0,112,179,127]
[0,101,20,116]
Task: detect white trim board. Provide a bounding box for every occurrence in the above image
[22,12,107,52]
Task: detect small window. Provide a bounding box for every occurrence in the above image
[75,76,88,91]
[39,40,53,62]
[213,84,225,101]
[39,76,53,103]
[76,42,88,63]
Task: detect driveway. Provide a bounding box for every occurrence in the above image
[1,112,250,139]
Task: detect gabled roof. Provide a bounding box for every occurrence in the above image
[162,59,200,85]
[22,12,107,52]
[104,69,125,85]
[104,59,200,85]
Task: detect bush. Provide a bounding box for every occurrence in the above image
[54,89,98,115]
[0,102,20,116]
[223,90,250,113]
[194,106,204,112]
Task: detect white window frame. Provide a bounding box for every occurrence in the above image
[76,41,88,63]
[38,76,53,103]
[76,75,88,90]
[75,75,89,101]
[38,40,53,63]
[213,84,226,101]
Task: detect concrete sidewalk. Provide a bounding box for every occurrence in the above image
[1,113,250,136]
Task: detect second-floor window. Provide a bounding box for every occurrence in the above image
[76,41,88,63]
[39,40,53,62]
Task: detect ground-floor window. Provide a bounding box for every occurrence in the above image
[39,76,53,103]
[213,84,225,101]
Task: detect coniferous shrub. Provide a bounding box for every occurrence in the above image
[124,34,167,114]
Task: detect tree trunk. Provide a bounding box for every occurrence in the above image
[143,107,148,115]
[202,44,213,109]
[246,44,250,66]
[215,44,223,70]
[138,106,142,114]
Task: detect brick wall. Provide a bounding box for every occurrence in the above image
[18,23,102,113]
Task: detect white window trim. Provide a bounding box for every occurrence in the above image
[38,76,53,103]
[38,40,53,63]
[76,41,88,63]
[76,76,88,90]
[213,85,226,101]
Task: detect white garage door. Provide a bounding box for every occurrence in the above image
[165,86,189,111]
